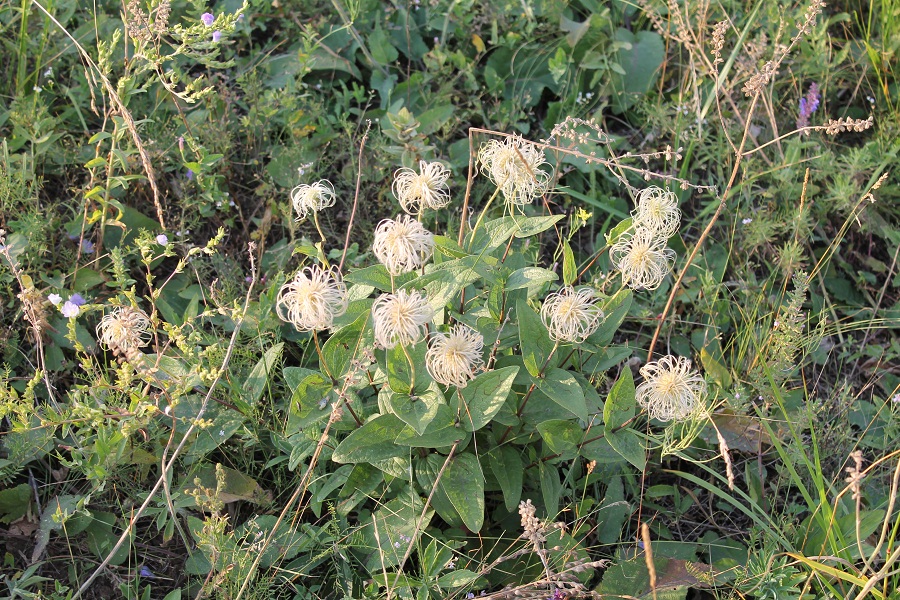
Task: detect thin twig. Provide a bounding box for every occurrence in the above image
[340,121,372,271]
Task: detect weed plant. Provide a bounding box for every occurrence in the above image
[1,0,899,599]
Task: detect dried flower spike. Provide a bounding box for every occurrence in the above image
[632,187,681,238]
[540,286,604,343]
[276,265,348,331]
[636,355,707,422]
[478,135,551,207]
[392,160,451,214]
[426,324,484,388]
[372,289,434,349]
[291,179,336,220]
[610,226,676,290]
[372,215,435,275]
[97,306,152,350]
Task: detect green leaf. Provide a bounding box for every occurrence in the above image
[506,266,558,294]
[562,240,577,285]
[606,428,646,470]
[332,414,408,463]
[487,446,523,511]
[288,372,332,429]
[540,461,563,516]
[459,366,519,431]
[609,28,665,113]
[0,484,31,523]
[603,368,635,430]
[590,289,632,346]
[513,214,566,238]
[604,217,633,246]
[386,342,429,394]
[394,404,466,448]
[518,299,556,378]
[700,347,732,388]
[72,268,106,291]
[345,264,415,291]
[368,23,399,65]
[322,311,372,378]
[538,368,588,421]
[363,492,432,571]
[437,569,481,589]
[536,419,582,455]
[388,386,443,435]
[404,255,484,312]
[441,453,485,532]
[243,343,283,406]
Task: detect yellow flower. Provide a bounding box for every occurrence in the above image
[610,226,675,290]
[426,324,484,387]
[97,307,152,350]
[392,160,451,214]
[478,136,551,207]
[291,179,336,220]
[276,265,348,331]
[372,215,435,275]
[372,289,434,349]
[636,355,707,422]
[632,186,681,238]
[540,286,604,343]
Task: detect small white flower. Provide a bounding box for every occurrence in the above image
[61,301,80,318]
[156,234,169,246]
[392,160,452,214]
[372,215,435,275]
[636,355,707,422]
[372,289,434,349]
[632,187,681,238]
[48,293,62,306]
[97,307,152,350]
[742,217,753,225]
[291,179,336,220]
[426,324,484,388]
[540,286,605,343]
[478,136,551,207]
[276,265,348,331]
[610,226,675,290]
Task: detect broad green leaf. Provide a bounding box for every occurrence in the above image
[460,366,519,431]
[394,404,467,448]
[72,268,106,291]
[518,299,556,378]
[368,23,399,65]
[0,484,31,523]
[236,515,306,568]
[405,255,484,312]
[386,342,429,394]
[283,366,318,389]
[416,454,463,528]
[345,264,415,291]
[562,240,576,285]
[582,345,633,375]
[606,428,646,470]
[538,368,588,421]
[597,476,629,544]
[440,453,485,532]
[288,371,332,429]
[506,266,558,295]
[604,368,635,430]
[513,214,566,238]
[362,492,432,571]
[332,414,408,463]
[437,569,481,589]
[604,217,633,246]
[609,29,665,113]
[700,347,732,388]
[322,311,372,378]
[183,465,267,504]
[540,461,562,516]
[487,446,523,512]
[536,419,582,455]
[590,289,632,346]
[243,343,283,405]
[388,386,444,435]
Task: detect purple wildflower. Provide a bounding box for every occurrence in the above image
[156,234,169,246]
[212,30,221,42]
[797,83,820,129]
[69,293,86,307]
[61,301,80,318]
[81,239,95,254]
[201,12,214,26]
[186,169,194,180]
[139,565,155,578]
[48,293,62,305]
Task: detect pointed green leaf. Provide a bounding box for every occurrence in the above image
[604,368,635,430]
[389,386,443,435]
[460,366,519,431]
[322,311,372,378]
[562,240,576,285]
[441,453,485,532]
[536,419,583,455]
[332,414,407,463]
[487,446,523,512]
[606,428,646,470]
[518,299,556,378]
[538,368,588,421]
[244,343,283,405]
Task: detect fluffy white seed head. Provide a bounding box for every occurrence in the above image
[632,186,681,238]
[392,160,451,214]
[276,265,348,331]
[426,324,484,388]
[478,136,551,207]
[372,289,434,349]
[540,286,605,343]
[610,226,676,290]
[372,215,435,275]
[636,355,707,422]
[291,179,336,220]
[97,307,152,351]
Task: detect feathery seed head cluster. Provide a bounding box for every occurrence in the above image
[372,215,435,275]
[276,265,348,331]
[636,355,707,422]
[392,160,451,214]
[632,187,681,238]
[372,289,434,349]
[610,227,676,290]
[478,136,551,207]
[426,324,484,388]
[97,307,152,351]
[291,179,336,220]
[540,286,605,343]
